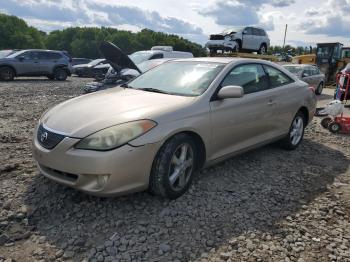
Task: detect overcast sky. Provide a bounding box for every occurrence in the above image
[1,0,350,47]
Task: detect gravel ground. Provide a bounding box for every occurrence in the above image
[0,77,349,262]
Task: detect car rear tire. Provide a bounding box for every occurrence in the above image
[54,68,68,81]
[315,82,324,95]
[0,66,15,81]
[149,134,197,199]
[321,117,332,129]
[257,44,267,55]
[328,122,341,133]
[279,111,305,150]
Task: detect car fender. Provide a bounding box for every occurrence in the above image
[0,63,17,75]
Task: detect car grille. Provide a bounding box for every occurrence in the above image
[37,124,65,149]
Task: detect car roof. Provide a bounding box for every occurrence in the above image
[172,57,244,63]
[172,57,278,64]
[283,64,316,68]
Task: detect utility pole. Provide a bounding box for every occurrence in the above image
[282,24,288,50]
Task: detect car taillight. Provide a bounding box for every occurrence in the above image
[309,86,315,93]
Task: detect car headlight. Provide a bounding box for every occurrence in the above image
[75,120,157,151]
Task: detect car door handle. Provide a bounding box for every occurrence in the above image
[267,100,276,106]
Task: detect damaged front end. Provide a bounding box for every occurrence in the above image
[205,33,237,52]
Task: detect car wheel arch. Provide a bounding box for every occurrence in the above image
[156,130,207,171]
[298,106,309,125]
[0,65,17,76]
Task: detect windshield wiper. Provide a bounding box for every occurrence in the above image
[137,87,168,94]
[120,83,133,89]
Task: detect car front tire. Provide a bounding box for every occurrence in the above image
[0,66,15,81]
[149,134,197,199]
[54,68,68,81]
[257,44,267,55]
[279,111,305,150]
[315,82,324,95]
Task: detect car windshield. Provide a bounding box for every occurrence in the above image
[128,61,225,96]
[88,59,105,66]
[0,50,15,58]
[129,51,152,64]
[222,27,245,34]
[137,59,168,73]
[284,66,303,75]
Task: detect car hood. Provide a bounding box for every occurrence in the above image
[99,42,142,74]
[73,64,91,69]
[41,88,195,138]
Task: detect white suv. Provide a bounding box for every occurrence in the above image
[206,26,270,54]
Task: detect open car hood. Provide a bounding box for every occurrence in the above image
[99,42,142,74]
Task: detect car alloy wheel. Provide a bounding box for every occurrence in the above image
[0,67,14,81]
[290,115,304,146]
[149,133,197,199]
[168,143,194,191]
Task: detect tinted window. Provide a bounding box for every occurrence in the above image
[222,64,269,94]
[252,28,260,36]
[311,66,319,75]
[245,27,253,35]
[258,29,266,36]
[150,54,163,59]
[39,52,62,60]
[16,51,32,60]
[264,65,294,87]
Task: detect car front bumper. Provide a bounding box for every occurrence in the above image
[205,40,237,49]
[32,132,162,197]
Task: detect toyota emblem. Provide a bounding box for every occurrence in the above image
[40,132,48,143]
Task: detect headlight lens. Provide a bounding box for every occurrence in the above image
[75,120,157,151]
[224,36,232,41]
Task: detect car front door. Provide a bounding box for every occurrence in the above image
[301,67,315,86]
[263,65,298,134]
[242,27,254,50]
[209,63,278,160]
[15,51,38,75]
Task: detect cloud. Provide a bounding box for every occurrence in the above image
[199,0,295,30]
[0,0,204,38]
[299,0,350,38]
[90,3,203,35]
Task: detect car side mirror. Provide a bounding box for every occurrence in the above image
[302,72,309,77]
[217,85,244,99]
[243,30,248,34]
[18,56,25,61]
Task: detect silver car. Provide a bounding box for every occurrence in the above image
[206,26,270,54]
[283,64,325,95]
[33,58,316,199]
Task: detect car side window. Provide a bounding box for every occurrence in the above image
[304,67,312,76]
[252,28,260,36]
[264,65,294,87]
[245,27,253,35]
[259,29,266,36]
[150,54,163,59]
[17,51,32,60]
[311,67,319,75]
[221,64,269,94]
[31,52,40,60]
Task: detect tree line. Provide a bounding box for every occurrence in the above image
[0,13,315,59]
[0,13,207,58]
